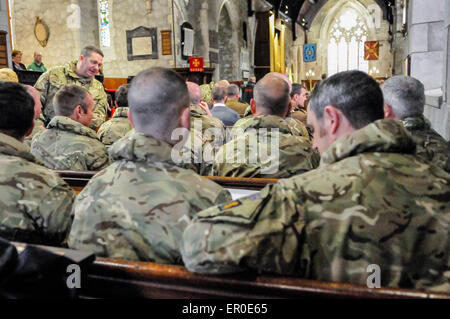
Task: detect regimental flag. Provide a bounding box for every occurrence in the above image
[304,43,316,62]
[364,41,379,60]
[189,57,204,72]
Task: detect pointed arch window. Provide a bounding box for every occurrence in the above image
[327,9,368,76]
[98,0,110,47]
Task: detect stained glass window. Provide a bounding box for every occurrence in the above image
[99,0,110,47]
[327,9,368,76]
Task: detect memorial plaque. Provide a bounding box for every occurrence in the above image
[161,30,172,55]
[209,30,218,49]
[209,51,219,64]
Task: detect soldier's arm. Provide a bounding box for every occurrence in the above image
[90,89,108,130]
[181,181,303,275]
[87,144,112,171]
[34,71,51,108]
[37,182,76,246]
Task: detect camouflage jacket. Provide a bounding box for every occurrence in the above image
[182,119,450,292]
[68,132,232,263]
[0,133,75,246]
[97,107,133,146]
[226,98,248,117]
[185,105,226,175]
[23,117,46,148]
[234,112,310,139]
[31,116,111,171]
[34,60,108,130]
[403,115,450,173]
[212,115,319,178]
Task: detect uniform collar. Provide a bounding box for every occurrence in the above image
[112,107,129,118]
[234,115,292,134]
[0,132,39,163]
[320,119,416,166]
[108,132,176,164]
[47,116,99,140]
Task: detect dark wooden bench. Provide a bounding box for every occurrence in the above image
[54,170,278,193]
[81,258,450,299]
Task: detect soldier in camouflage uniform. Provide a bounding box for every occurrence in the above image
[0,82,75,246]
[185,82,226,175]
[34,46,108,130]
[97,84,133,146]
[383,75,450,172]
[182,71,450,292]
[31,85,110,171]
[23,86,46,148]
[68,67,231,263]
[212,75,319,178]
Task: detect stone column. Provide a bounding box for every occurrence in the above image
[200,1,209,64]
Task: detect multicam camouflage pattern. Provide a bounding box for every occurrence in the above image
[402,115,450,173]
[31,116,111,171]
[0,133,75,245]
[97,107,133,146]
[186,105,226,175]
[182,119,450,292]
[232,114,311,139]
[291,108,307,125]
[212,115,319,178]
[200,82,214,106]
[23,117,46,148]
[68,132,232,263]
[226,98,248,117]
[34,60,108,130]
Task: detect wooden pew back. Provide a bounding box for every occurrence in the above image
[82,258,450,299]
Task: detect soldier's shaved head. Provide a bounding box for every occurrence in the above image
[128,67,190,142]
[263,72,292,94]
[24,85,42,120]
[253,74,290,117]
[186,81,202,106]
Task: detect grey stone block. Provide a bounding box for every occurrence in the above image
[411,51,444,90]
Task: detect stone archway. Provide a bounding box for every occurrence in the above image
[218,5,234,80]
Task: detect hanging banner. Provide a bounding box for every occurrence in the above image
[189,57,204,72]
[364,41,379,60]
[303,43,317,62]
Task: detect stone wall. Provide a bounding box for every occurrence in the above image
[407,0,450,139]
[12,0,84,69]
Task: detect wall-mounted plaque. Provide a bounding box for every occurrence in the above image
[161,30,172,55]
[209,51,219,64]
[34,16,50,47]
[126,26,158,61]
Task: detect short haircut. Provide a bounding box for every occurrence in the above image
[0,68,18,82]
[382,75,425,118]
[81,45,104,58]
[53,85,90,117]
[321,73,327,80]
[128,67,189,138]
[309,70,384,129]
[254,74,290,117]
[186,81,202,105]
[227,84,240,97]
[115,84,130,107]
[291,83,306,98]
[12,50,22,57]
[0,81,34,140]
[212,86,226,102]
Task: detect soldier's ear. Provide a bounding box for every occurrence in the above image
[179,107,190,129]
[324,105,340,135]
[384,104,393,119]
[250,99,256,115]
[128,109,134,128]
[24,120,35,140]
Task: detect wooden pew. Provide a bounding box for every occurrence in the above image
[82,258,450,299]
[54,170,278,194]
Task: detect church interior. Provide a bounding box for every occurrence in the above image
[0,0,449,300]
